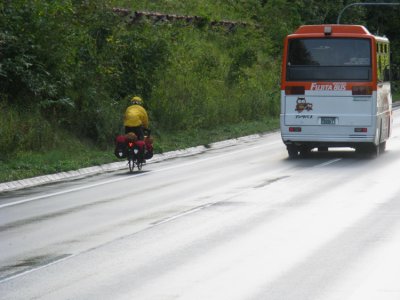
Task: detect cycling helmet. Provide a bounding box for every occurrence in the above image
[131,96,143,105]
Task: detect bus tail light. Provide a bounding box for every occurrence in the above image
[289,127,302,132]
[285,86,305,95]
[352,86,372,95]
[354,128,368,133]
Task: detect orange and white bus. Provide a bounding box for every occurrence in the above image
[280,25,392,158]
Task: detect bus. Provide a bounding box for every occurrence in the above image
[280,25,392,158]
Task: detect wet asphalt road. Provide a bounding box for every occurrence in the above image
[1,110,400,299]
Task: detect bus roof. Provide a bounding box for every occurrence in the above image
[288,25,389,42]
[293,25,371,35]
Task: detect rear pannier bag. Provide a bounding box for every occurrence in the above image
[144,137,154,159]
[114,135,127,159]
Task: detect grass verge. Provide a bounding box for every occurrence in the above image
[0,117,279,183]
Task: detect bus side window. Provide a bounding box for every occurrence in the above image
[382,44,390,81]
[377,42,389,82]
[378,54,383,81]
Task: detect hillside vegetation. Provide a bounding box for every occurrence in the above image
[1,0,400,181]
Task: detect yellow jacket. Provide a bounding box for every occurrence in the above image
[124,105,149,128]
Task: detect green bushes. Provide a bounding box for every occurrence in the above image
[150,24,280,131]
[1,1,171,151]
[0,0,286,159]
[0,103,53,159]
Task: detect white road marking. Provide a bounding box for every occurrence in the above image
[0,141,281,209]
[0,141,344,210]
[0,255,73,284]
[313,158,342,168]
[0,187,251,283]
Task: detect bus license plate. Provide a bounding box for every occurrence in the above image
[321,117,336,125]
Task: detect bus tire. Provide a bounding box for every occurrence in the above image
[370,143,380,157]
[287,145,299,159]
[379,141,386,153]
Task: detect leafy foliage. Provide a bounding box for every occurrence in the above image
[1,0,400,160]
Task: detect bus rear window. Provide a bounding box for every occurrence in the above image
[286,38,371,81]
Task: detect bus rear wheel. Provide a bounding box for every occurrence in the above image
[287,145,299,159]
[379,141,386,153]
[356,143,381,157]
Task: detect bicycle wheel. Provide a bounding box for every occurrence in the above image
[128,157,135,173]
[136,160,143,171]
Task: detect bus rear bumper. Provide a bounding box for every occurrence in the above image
[281,134,376,149]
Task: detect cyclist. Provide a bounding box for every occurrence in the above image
[123,96,149,140]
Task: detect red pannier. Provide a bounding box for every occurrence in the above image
[134,140,146,161]
[144,136,154,159]
[114,135,127,159]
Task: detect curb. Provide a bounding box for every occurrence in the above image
[0,133,269,193]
